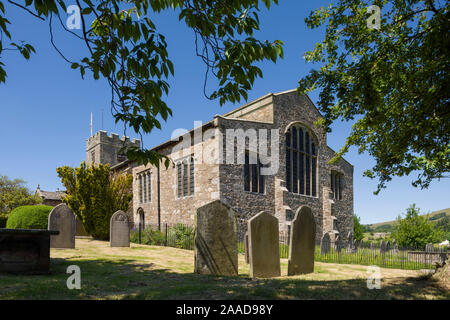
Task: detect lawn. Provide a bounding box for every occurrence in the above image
[0,239,448,300]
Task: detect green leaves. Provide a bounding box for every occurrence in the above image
[1,0,282,168]
[299,0,449,192]
[57,162,133,240]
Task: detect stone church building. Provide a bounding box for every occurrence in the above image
[86,89,354,241]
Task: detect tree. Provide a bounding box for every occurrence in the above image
[299,0,449,193]
[392,204,445,248]
[0,175,42,215]
[0,0,283,167]
[57,161,133,240]
[353,214,365,241]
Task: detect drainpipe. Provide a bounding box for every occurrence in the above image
[157,166,161,231]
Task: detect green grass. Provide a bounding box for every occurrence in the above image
[1,239,446,300]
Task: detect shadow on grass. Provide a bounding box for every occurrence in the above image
[0,257,448,300]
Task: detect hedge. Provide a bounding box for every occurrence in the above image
[6,205,53,230]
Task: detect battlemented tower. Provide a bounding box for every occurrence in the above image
[86,131,140,167]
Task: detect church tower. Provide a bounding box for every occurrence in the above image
[86,131,140,166]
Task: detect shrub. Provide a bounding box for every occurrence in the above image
[6,205,53,229]
[167,224,194,249]
[130,227,165,246]
[57,162,133,240]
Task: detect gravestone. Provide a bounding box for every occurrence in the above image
[244,231,249,264]
[287,206,316,276]
[369,242,374,250]
[380,240,386,254]
[425,243,434,252]
[320,233,331,254]
[110,210,130,247]
[386,241,391,252]
[48,204,76,249]
[353,239,358,251]
[359,240,364,249]
[335,236,343,253]
[248,211,280,278]
[194,200,238,276]
[393,243,399,253]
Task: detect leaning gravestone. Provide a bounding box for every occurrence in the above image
[194,200,238,276]
[321,233,331,254]
[244,231,249,264]
[288,206,316,276]
[248,211,280,278]
[335,236,342,253]
[380,240,386,254]
[110,210,130,247]
[48,204,76,249]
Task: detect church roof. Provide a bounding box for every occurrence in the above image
[36,187,66,200]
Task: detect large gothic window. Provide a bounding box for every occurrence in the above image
[177,155,195,198]
[285,125,317,197]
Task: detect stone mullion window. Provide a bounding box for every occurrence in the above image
[147,172,151,203]
[177,163,182,198]
[285,125,318,197]
[285,132,291,191]
[139,175,143,204]
[331,171,344,200]
[183,161,189,197]
[189,157,195,196]
[244,152,264,194]
[143,174,147,203]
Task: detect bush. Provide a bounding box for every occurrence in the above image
[6,205,53,230]
[130,228,166,246]
[167,224,194,249]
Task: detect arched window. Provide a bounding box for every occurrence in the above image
[285,124,317,197]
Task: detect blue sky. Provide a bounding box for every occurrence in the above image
[0,1,448,224]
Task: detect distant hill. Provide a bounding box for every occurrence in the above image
[364,208,449,233]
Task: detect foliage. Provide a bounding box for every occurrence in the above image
[429,212,447,221]
[167,223,194,249]
[373,224,394,233]
[130,227,165,246]
[0,0,283,167]
[6,205,53,229]
[57,161,133,240]
[434,216,450,240]
[392,204,445,248]
[299,0,449,193]
[353,214,365,241]
[0,175,42,216]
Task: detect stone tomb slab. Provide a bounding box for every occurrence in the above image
[110,210,130,247]
[48,204,76,249]
[0,228,59,274]
[248,211,280,278]
[288,206,316,276]
[194,200,238,276]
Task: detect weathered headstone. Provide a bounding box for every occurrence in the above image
[194,200,238,276]
[287,206,316,276]
[335,236,343,253]
[386,241,391,252]
[380,240,386,254]
[48,204,76,249]
[248,211,280,278]
[320,233,331,254]
[244,231,249,264]
[110,210,130,247]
